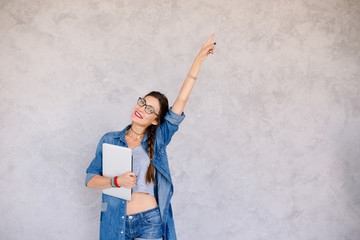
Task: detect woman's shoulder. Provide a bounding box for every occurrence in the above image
[100,124,131,141]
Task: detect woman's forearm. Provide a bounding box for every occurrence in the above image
[87,175,112,189]
[171,34,215,114]
[172,56,202,115]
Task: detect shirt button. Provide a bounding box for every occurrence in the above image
[129,216,133,219]
[122,216,124,219]
[121,231,123,234]
[170,192,172,195]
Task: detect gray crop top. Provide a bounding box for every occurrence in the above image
[132,146,155,196]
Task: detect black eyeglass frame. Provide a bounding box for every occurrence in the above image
[137,97,159,117]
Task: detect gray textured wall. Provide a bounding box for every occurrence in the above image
[1,0,359,239]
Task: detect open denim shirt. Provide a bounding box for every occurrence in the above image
[85,107,185,240]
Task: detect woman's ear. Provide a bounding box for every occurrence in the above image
[151,118,159,126]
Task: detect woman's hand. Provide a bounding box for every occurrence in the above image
[117,171,137,189]
[196,33,216,63]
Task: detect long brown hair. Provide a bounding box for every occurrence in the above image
[143,91,169,185]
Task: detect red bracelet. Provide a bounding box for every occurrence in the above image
[113,176,121,188]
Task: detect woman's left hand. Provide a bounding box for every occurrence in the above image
[196,33,216,63]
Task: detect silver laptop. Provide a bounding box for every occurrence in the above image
[102,143,133,200]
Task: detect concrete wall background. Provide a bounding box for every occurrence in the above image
[1,0,359,239]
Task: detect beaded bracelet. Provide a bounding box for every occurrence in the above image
[187,73,197,80]
[111,177,116,188]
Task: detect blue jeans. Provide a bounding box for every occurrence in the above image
[125,206,163,240]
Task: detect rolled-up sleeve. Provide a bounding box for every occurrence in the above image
[157,107,185,146]
[85,133,107,187]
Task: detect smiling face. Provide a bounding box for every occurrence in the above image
[130,95,160,127]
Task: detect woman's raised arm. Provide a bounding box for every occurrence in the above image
[171,34,216,115]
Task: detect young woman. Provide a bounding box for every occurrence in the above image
[85,34,216,240]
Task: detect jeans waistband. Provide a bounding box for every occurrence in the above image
[126,206,160,220]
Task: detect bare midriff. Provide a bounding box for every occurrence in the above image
[126,192,158,215]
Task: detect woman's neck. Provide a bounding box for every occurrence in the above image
[126,122,147,140]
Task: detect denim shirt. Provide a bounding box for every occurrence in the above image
[85,107,185,240]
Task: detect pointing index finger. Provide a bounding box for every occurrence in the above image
[206,33,215,44]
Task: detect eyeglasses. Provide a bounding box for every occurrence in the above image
[137,97,159,117]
